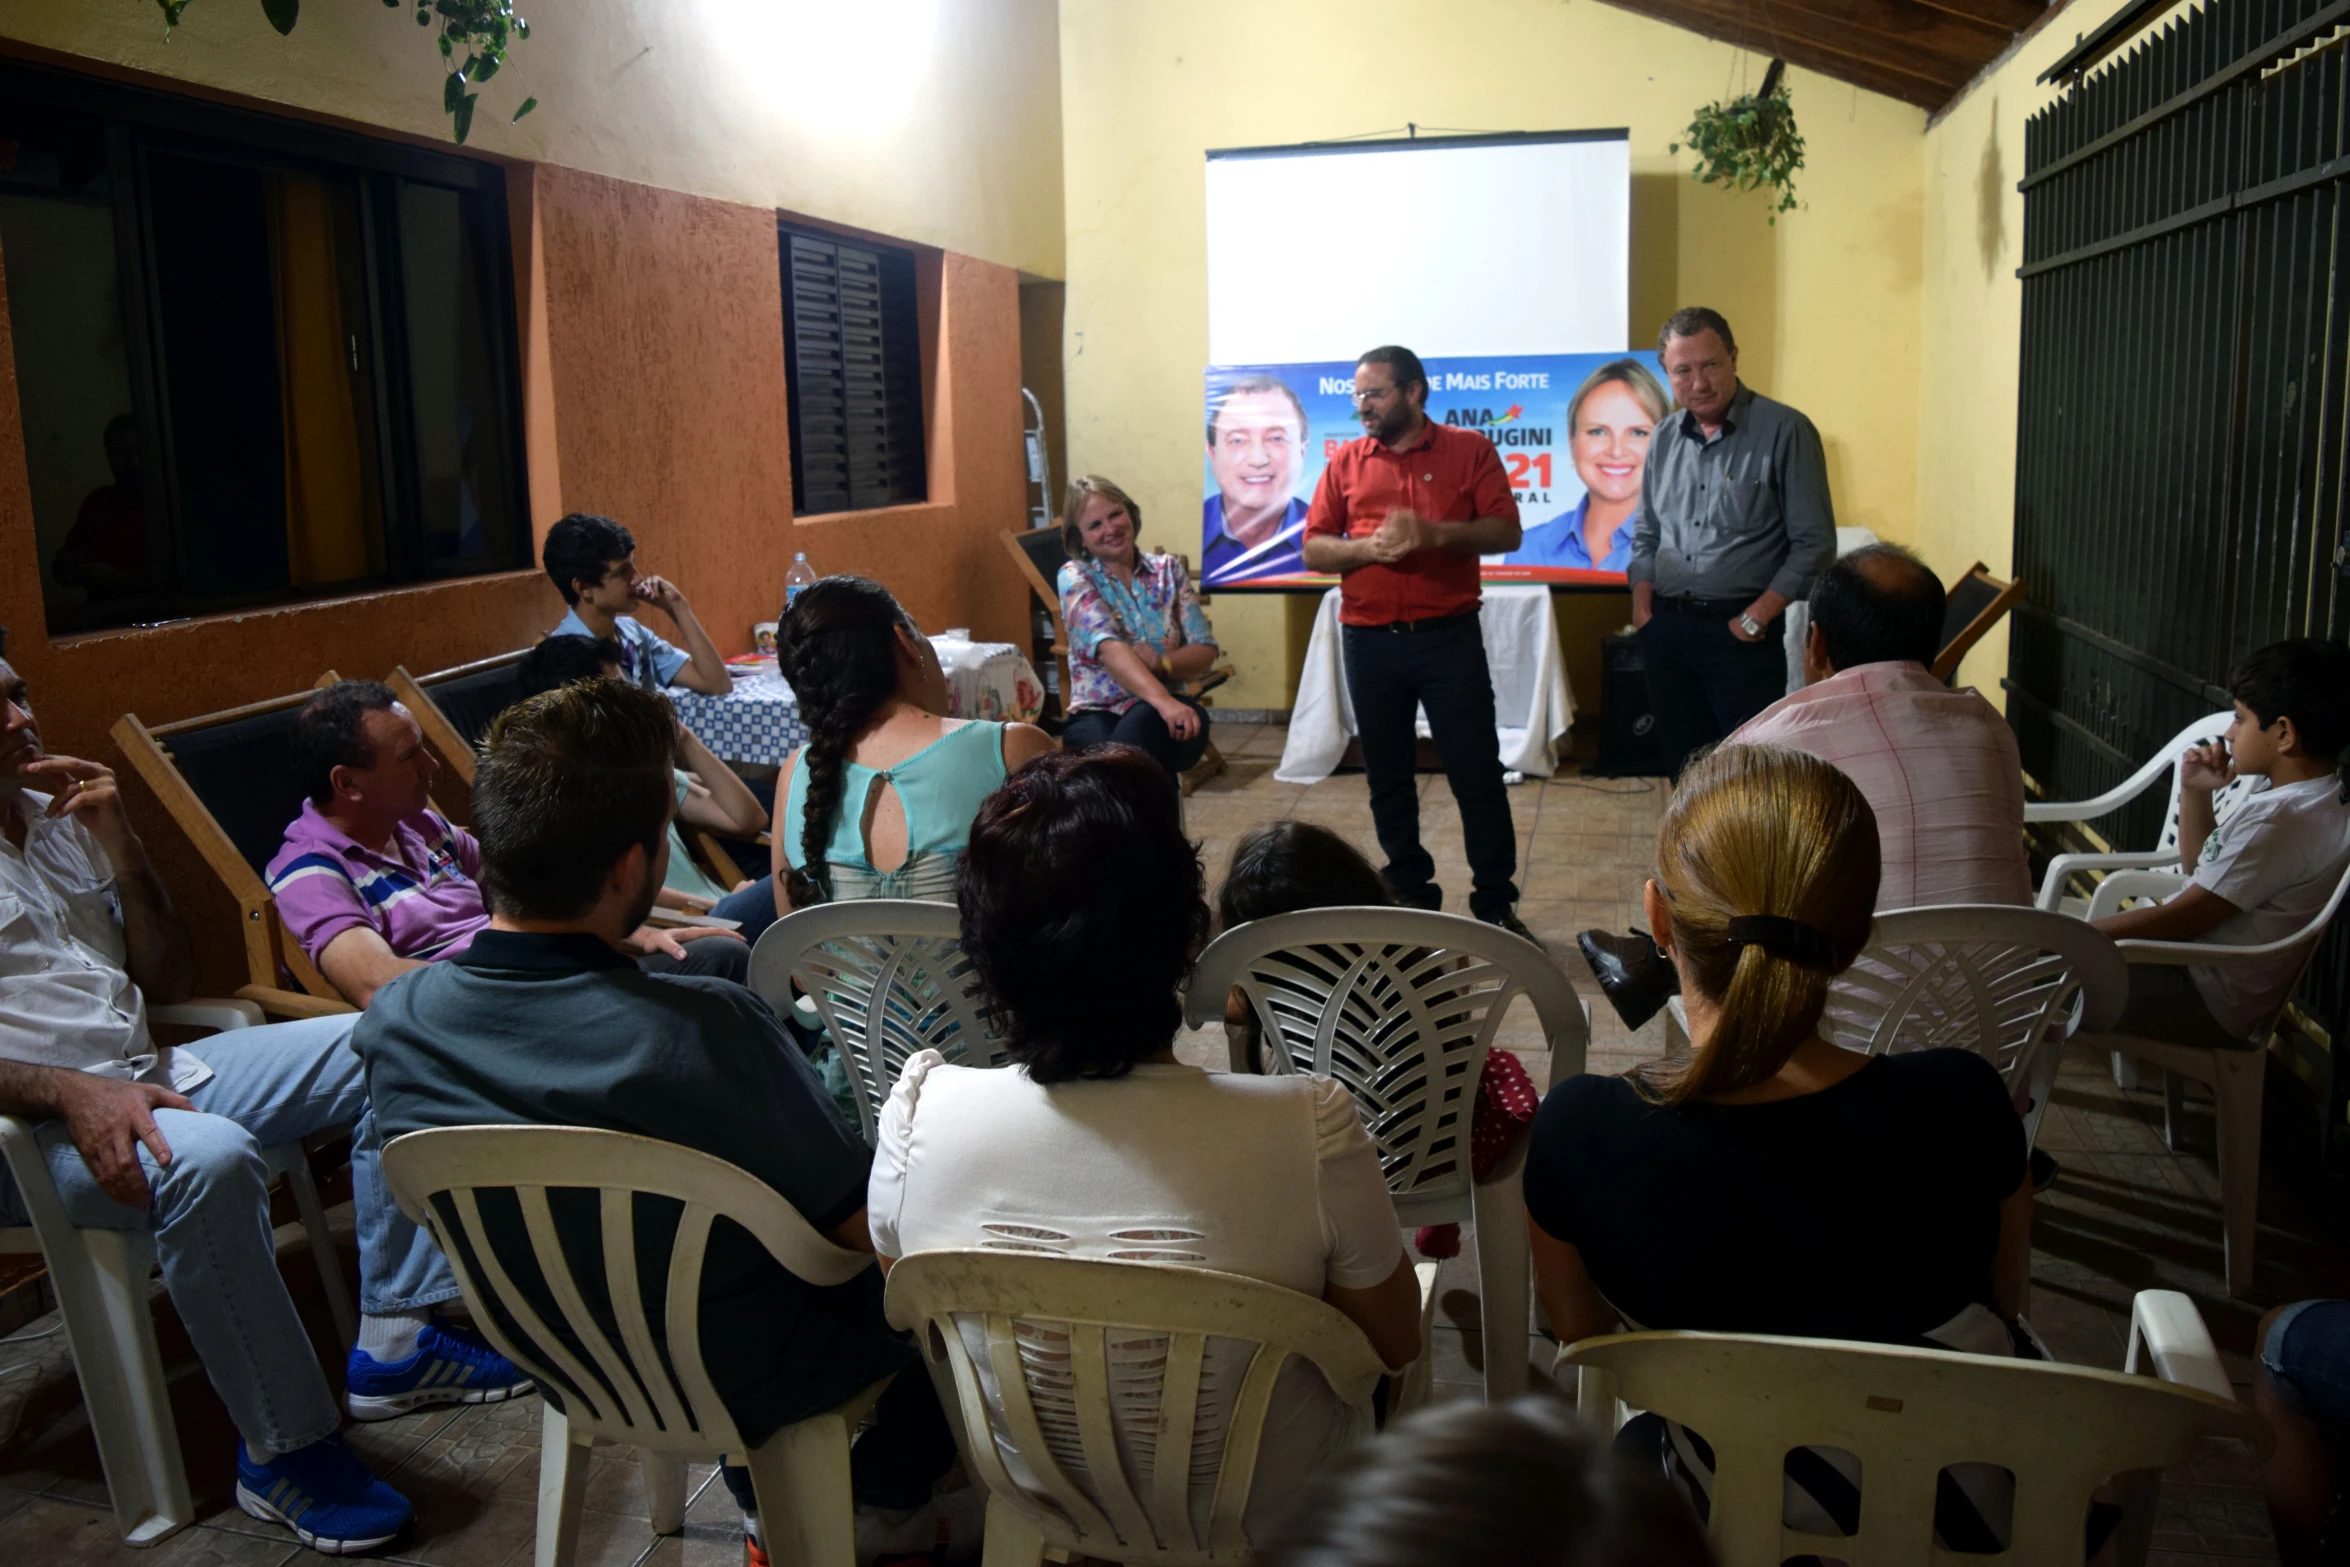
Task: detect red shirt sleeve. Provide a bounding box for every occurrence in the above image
[1463,436,1520,523]
[1304,450,1350,539]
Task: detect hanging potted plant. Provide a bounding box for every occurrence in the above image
[1671,59,1805,223]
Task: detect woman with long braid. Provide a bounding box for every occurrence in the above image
[770,577,1054,914]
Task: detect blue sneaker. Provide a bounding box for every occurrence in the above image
[236,1434,412,1554]
[345,1319,534,1421]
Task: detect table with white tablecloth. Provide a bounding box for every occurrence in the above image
[1276,585,1574,785]
[669,637,1044,767]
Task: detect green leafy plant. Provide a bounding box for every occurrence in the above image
[153,0,536,144]
[1670,59,1804,224]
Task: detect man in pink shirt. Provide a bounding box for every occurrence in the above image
[1732,545,2028,908]
[1579,545,2028,1027]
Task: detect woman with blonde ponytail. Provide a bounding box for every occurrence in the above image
[1525,745,2038,1544]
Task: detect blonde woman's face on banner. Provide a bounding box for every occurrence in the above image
[1571,381,1655,506]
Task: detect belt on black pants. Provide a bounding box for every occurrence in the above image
[1345,610,1480,634]
[1653,595,1763,620]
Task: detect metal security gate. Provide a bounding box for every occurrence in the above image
[2014,0,2350,1183]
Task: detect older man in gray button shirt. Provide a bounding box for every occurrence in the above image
[1629,307,1835,777]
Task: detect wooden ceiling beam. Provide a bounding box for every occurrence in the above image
[1656,0,2009,83]
[1594,0,1967,109]
[1911,0,2047,30]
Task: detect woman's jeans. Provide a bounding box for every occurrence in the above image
[1062,699,1211,779]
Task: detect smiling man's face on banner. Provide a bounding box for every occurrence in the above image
[1208,385,1305,544]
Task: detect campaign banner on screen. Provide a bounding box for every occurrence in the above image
[1199,352,1671,589]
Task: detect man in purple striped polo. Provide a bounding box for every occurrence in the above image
[265,681,747,1007]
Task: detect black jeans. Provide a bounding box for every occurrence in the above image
[721,1360,960,1514]
[1636,605,1789,779]
[635,934,751,984]
[1341,615,1518,919]
[1063,698,1212,779]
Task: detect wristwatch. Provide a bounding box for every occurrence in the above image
[1737,612,1765,640]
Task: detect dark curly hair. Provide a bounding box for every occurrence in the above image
[542,512,635,606]
[956,747,1208,1083]
[775,575,918,907]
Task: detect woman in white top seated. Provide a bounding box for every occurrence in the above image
[868,747,1422,1539]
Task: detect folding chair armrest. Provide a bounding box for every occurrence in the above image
[147,998,267,1034]
[2125,1290,2234,1402]
[233,984,359,1019]
[2024,765,2175,824]
[2083,868,2196,922]
[2039,851,2183,910]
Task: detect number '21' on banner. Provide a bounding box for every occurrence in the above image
[1198,351,1670,589]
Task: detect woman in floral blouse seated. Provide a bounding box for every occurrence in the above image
[1055,475,1221,780]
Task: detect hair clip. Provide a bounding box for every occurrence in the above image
[1723,914,1838,969]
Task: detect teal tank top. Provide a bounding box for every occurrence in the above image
[781,720,1010,901]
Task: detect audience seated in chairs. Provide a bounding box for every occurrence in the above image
[541,510,731,696]
[1258,1396,1715,1567]
[1216,819,1540,1260]
[1056,475,1221,780]
[1529,743,2038,1552]
[265,680,748,1005]
[866,746,1422,1539]
[514,635,779,942]
[772,575,1053,913]
[0,632,527,1555]
[353,676,966,1562]
[2092,638,2350,1052]
[1579,543,2031,1033]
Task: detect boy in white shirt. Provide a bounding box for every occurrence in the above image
[2095,639,2350,1048]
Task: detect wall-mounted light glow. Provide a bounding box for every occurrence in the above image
[702,0,942,131]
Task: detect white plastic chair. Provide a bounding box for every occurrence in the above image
[884,1250,1388,1567]
[1559,1288,2270,1567]
[1661,907,2125,1151]
[1185,906,1590,1402]
[0,998,356,1547]
[2073,857,2350,1296]
[747,900,1008,1144]
[1818,905,2130,1151]
[2027,712,2263,911]
[380,1125,888,1567]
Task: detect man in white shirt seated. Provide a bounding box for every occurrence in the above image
[1579,544,2030,1031]
[0,633,527,1555]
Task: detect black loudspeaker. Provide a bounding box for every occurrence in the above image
[1588,632,1669,777]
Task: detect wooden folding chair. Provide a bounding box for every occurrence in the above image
[999,528,1235,795]
[386,648,531,795]
[1932,561,2024,682]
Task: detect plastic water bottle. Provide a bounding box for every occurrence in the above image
[784,552,816,607]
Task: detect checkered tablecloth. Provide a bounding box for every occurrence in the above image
[673,639,1041,767]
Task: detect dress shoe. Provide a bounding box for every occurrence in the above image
[1576,928,1679,1031]
[1479,907,1537,943]
[1390,881,1443,912]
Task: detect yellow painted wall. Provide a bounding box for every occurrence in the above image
[1917,0,2141,701]
[1060,0,1927,710]
[0,0,1065,279]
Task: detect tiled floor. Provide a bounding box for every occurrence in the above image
[3,720,2346,1564]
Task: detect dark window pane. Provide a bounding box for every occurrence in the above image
[0,107,156,634]
[396,181,519,571]
[145,148,289,603]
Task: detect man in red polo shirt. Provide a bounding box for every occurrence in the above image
[1301,345,1530,937]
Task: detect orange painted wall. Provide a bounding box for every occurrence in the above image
[0,163,1032,997]
[533,165,1033,654]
